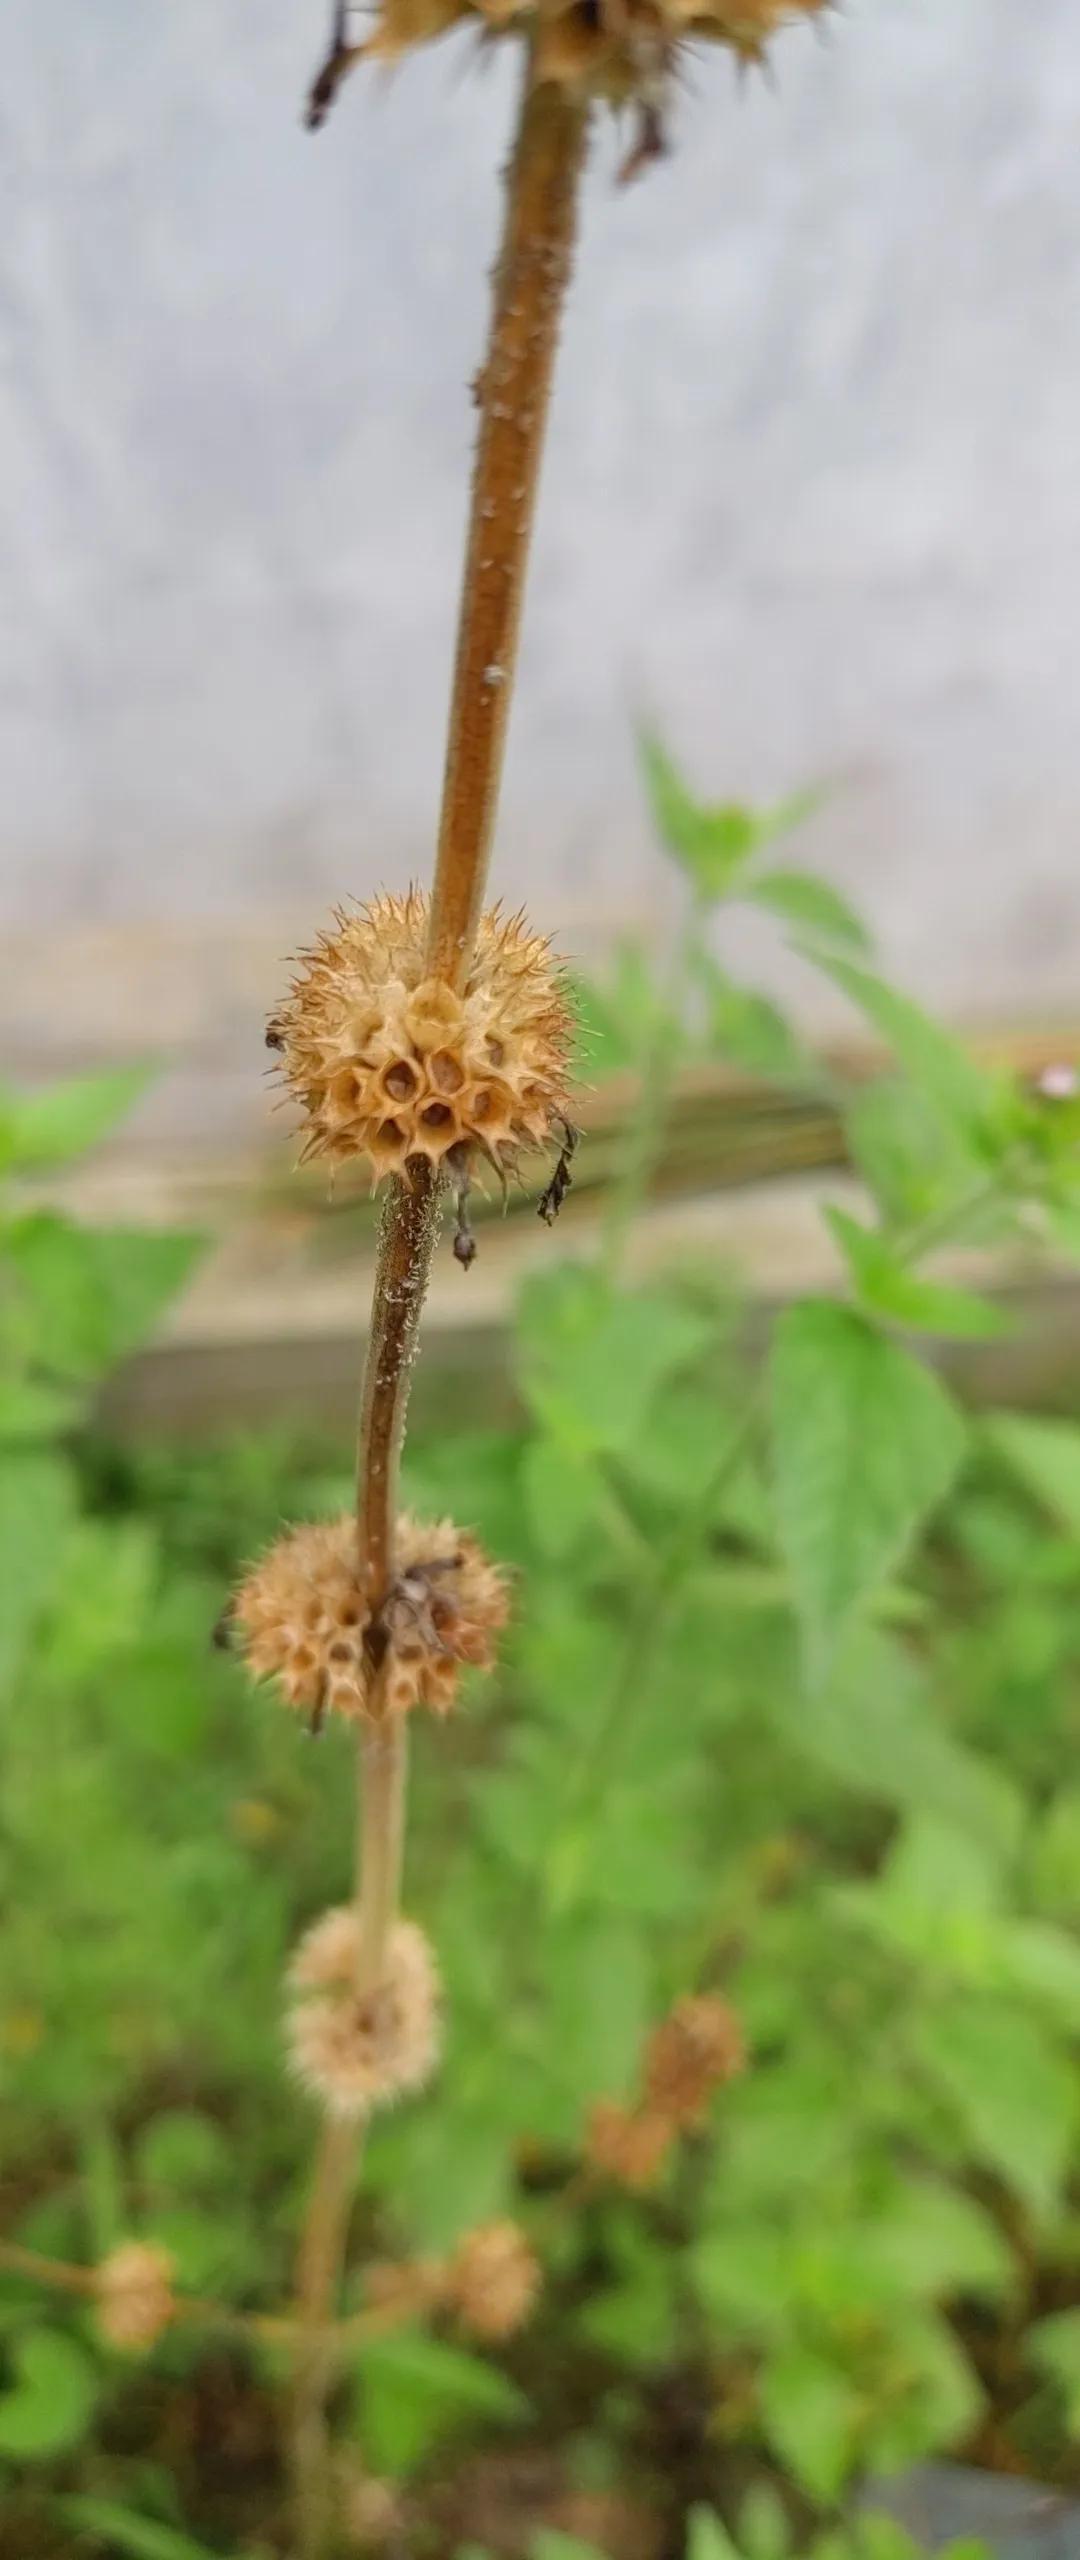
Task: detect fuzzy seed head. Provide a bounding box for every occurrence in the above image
[445,2219,541,2340]
[364,0,831,104]
[586,2099,674,2192]
[271,892,572,1192]
[95,2241,176,2353]
[643,1993,746,2128]
[232,1511,509,1725]
[285,1908,441,2119]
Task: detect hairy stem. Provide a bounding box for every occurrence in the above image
[426,66,590,984]
[290,57,588,2556]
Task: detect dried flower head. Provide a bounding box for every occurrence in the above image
[337,2464,405,2550]
[445,2219,541,2340]
[231,1511,509,1726]
[286,1907,441,2119]
[270,890,572,1195]
[353,0,831,112]
[643,1993,746,2128]
[586,2098,674,2192]
[95,2241,176,2353]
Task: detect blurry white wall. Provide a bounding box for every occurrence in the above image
[3,0,1080,1099]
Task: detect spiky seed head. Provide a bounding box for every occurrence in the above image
[270,891,572,1195]
[585,2098,674,2192]
[643,1993,746,2127]
[363,0,831,105]
[231,1511,509,1724]
[445,2219,541,2339]
[95,2241,176,2353]
[285,1908,441,2119]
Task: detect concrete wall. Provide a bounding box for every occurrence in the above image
[4,0,1080,1106]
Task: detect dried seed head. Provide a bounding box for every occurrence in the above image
[231,1511,509,1725]
[586,2099,674,2192]
[337,2464,405,2550]
[445,2219,541,2340]
[285,1908,441,2119]
[95,2241,176,2353]
[364,0,831,109]
[271,891,572,1196]
[643,1992,746,2128]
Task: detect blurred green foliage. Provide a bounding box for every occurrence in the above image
[3,751,1080,2553]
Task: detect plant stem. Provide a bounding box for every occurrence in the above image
[290,53,589,2558]
[426,64,590,985]
[293,2119,360,2560]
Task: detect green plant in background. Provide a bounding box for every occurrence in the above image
[5,755,1080,2553]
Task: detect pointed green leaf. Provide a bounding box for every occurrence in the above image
[813,960,993,1153]
[745,869,870,955]
[770,1303,966,1672]
[985,1412,1080,1540]
[912,1998,1077,2214]
[60,2501,221,2560]
[826,1209,1009,1340]
[760,2345,861,2500]
[357,2329,527,2477]
[5,1062,156,1170]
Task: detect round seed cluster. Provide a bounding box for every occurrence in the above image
[586,2098,674,2193]
[286,1907,441,2120]
[231,1511,509,1725]
[587,1992,747,2191]
[270,891,571,1190]
[365,0,831,103]
[643,1992,746,2128]
[444,2219,541,2340]
[95,2242,176,2354]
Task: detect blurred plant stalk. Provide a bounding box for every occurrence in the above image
[290,54,590,2559]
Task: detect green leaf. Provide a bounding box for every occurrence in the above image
[0,1373,85,1443]
[135,2110,233,2199]
[4,1061,155,1170]
[815,961,992,1153]
[0,1448,77,1686]
[735,2483,792,2560]
[518,1270,712,1460]
[857,2178,1013,2303]
[776,1627,1022,1857]
[912,1998,1077,2215]
[770,1303,966,1673]
[639,736,759,898]
[521,1439,607,1562]
[59,2500,221,2560]
[8,1215,201,1381]
[759,2345,861,2501]
[701,973,818,1087]
[0,2327,97,2460]
[1028,2307,1080,2429]
[985,1412,1080,1540]
[745,870,870,956]
[826,1210,1009,1341]
[358,2329,528,2478]
[639,735,818,903]
[685,2510,744,2560]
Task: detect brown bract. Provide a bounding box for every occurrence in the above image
[366,0,831,104]
[231,1511,509,1725]
[286,1909,441,2120]
[270,891,571,1191]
